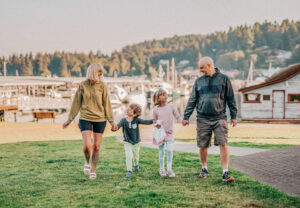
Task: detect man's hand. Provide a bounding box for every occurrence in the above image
[230,119,237,127]
[62,122,70,129]
[182,120,189,126]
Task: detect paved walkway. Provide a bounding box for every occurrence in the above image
[117,125,269,156]
[139,141,270,156]
[116,136,270,157]
[230,145,300,198]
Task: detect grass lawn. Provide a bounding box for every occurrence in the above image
[1,137,299,208]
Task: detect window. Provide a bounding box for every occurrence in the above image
[288,94,300,103]
[244,93,261,103]
[263,95,271,101]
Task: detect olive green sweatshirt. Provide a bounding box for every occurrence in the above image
[67,79,114,125]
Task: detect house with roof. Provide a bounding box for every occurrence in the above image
[239,63,300,123]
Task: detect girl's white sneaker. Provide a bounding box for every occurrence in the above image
[159,170,167,177]
[167,169,175,177]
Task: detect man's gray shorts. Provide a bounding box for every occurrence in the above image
[196,118,228,148]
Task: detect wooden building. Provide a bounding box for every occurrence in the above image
[239,63,300,123]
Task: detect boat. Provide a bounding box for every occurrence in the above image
[112,84,128,102]
[110,93,122,107]
[179,80,191,96]
[126,85,146,107]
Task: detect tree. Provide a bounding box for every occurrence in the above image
[60,57,70,77]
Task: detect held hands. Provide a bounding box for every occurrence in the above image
[230,119,237,127]
[153,120,161,129]
[111,124,118,131]
[62,122,70,129]
[182,120,189,126]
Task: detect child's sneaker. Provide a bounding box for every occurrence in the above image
[159,169,167,177]
[222,171,235,182]
[89,172,96,180]
[134,165,139,172]
[167,169,175,177]
[126,171,132,178]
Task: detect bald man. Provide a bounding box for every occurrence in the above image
[182,56,237,182]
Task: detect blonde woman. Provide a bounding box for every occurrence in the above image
[63,63,114,180]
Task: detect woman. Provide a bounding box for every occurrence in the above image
[63,63,114,180]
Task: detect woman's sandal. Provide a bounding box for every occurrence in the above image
[83,163,90,175]
[89,172,96,180]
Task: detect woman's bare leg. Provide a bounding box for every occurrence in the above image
[91,132,103,173]
[81,130,92,164]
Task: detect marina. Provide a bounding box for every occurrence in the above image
[0,76,196,123]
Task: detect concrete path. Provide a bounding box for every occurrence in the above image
[230,145,300,198]
[116,136,270,156]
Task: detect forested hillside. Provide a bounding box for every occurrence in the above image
[1,19,299,78]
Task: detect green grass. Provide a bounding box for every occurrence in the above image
[1,137,299,208]
[228,142,293,149]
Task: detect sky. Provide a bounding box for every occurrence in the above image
[0,0,300,57]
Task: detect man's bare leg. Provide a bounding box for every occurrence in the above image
[199,147,208,166]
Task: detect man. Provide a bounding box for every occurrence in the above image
[182,56,237,182]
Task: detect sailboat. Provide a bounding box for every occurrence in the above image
[112,84,128,102]
[110,93,122,107]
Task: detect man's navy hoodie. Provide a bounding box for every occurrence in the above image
[183,68,237,121]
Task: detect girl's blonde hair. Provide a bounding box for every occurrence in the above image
[86,63,104,82]
[152,89,167,106]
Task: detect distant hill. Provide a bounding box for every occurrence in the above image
[1,19,299,79]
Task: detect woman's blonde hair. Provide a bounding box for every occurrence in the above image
[86,63,104,82]
[152,89,167,106]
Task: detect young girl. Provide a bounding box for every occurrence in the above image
[153,89,182,177]
[112,104,153,178]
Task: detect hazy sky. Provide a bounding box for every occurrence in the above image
[0,0,299,57]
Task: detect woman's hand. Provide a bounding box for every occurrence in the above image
[111,124,118,131]
[62,122,70,129]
